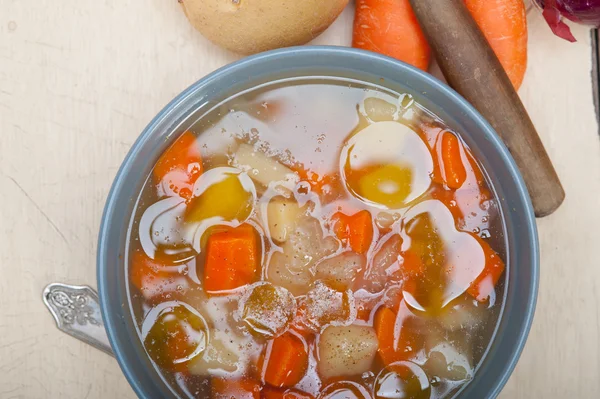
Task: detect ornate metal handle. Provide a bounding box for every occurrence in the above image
[43,283,114,357]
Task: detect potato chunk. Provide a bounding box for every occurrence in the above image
[187,329,241,376]
[239,282,296,338]
[267,216,338,296]
[232,143,298,188]
[318,325,378,379]
[266,196,302,243]
[295,281,356,332]
[315,251,366,290]
[364,97,398,122]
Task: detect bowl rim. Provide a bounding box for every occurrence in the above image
[98,45,539,399]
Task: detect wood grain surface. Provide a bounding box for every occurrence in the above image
[1,1,599,398]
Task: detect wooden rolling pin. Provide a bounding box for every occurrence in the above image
[408,0,565,217]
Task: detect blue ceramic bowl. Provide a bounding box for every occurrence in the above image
[98,46,538,398]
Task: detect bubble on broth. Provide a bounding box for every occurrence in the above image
[341,121,434,209]
[139,196,196,263]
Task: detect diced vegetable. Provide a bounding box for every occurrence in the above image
[363,97,398,122]
[317,325,378,380]
[320,381,372,398]
[440,132,467,190]
[267,251,314,297]
[187,329,246,375]
[374,307,402,366]
[404,212,443,276]
[353,0,431,70]
[375,211,399,230]
[437,296,486,332]
[233,143,298,188]
[315,252,366,291]
[154,131,203,199]
[186,167,255,224]
[240,283,297,338]
[374,304,423,366]
[267,196,302,243]
[211,377,260,399]
[267,216,339,296]
[130,250,188,300]
[261,386,314,399]
[291,163,337,195]
[295,281,356,332]
[423,330,474,382]
[332,210,374,254]
[204,224,259,293]
[365,234,403,292]
[143,303,208,372]
[260,332,308,387]
[467,236,506,302]
[374,362,432,398]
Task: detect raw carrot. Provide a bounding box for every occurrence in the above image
[212,377,261,399]
[154,131,203,199]
[261,386,314,399]
[467,236,506,302]
[260,332,308,388]
[332,210,374,254]
[353,0,431,70]
[204,224,259,293]
[464,0,528,90]
[440,132,467,190]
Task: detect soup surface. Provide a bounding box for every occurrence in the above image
[127,79,506,399]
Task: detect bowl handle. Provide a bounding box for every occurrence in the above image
[43,283,114,357]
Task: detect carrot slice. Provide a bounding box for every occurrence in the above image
[260,333,308,388]
[332,210,374,254]
[440,132,467,190]
[130,250,165,293]
[467,237,506,302]
[153,131,203,199]
[204,224,259,293]
[212,377,260,399]
[374,305,423,367]
[353,0,431,70]
[374,306,404,366]
[261,386,314,399]
[464,0,528,90]
[130,250,188,299]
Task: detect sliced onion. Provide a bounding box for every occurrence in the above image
[534,0,600,42]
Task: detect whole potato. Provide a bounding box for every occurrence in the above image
[180,0,349,54]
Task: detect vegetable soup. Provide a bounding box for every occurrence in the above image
[126,79,506,399]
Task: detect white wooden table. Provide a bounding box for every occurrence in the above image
[1,2,599,398]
